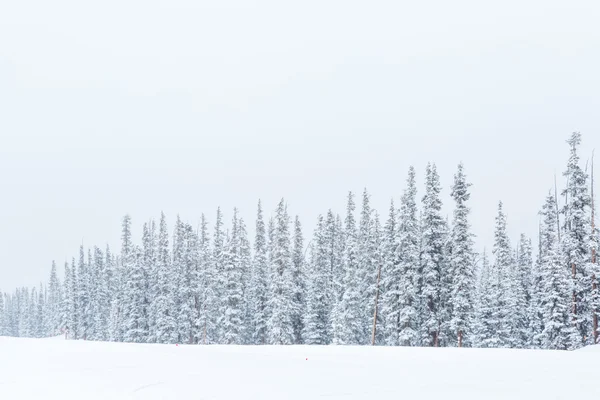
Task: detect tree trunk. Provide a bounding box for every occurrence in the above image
[458,330,463,348]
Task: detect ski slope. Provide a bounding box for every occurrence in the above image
[0,336,598,399]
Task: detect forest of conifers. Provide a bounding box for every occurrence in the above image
[1,132,597,350]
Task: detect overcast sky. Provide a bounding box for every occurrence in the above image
[1,0,599,290]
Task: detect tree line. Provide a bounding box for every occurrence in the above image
[0,132,597,350]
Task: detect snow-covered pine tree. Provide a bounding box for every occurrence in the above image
[322,210,341,342]
[77,245,91,340]
[371,211,385,345]
[237,217,253,344]
[491,202,519,348]
[26,287,36,337]
[291,215,305,344]
[121,215,147,343]
[267,199,295,345]
[153,212,177,344]
[381,199,400,346]
[144,220,158,343]
[356,189,378,345]
[561,132,593,347]
[471,249,491,347]
[36,283,45,337]
[212,207,226,344]
[91,246,109,341]
[303,215,330,345]
[172,216,185,342]
[68,259,79,339]
[420,164,447,347]
[249,201,268,345]
[528,231,545,349]
[514,234,533,348]
[540,192,578,349]
[449,163,476,347]
[196,214,214,345]
[177,222,199,344]
[332,192,363,345]
[331,214,345,322]
[221,210,244,344]
[396,167,421,347]
[47,261,62,336]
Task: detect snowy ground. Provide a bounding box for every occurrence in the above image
[0,336,598,399]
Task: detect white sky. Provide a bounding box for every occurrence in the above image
[1,0,599,290]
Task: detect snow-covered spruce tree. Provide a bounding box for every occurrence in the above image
[561,132,593,347]
[26,287,35,337]
[66,259,79,339]
[291,215,305,344]
[122,214,148,343]
[47,261,62,336]
[237,217,253,344]
[540,192,578,349]
[196,214,214,345]
[472,249,493,347]
[221,210,244,344]
[397,167,421,347]
[528,234,545,349]
[331,214,345,323]
[91,246,109,341]
[448,163,476,347]
[322,210,341,342]
[153,212,177,344]
[332,192,363,345]
[144,220,158,343]
[371,211,385,345]
[267,199,295,345]
[178,222,199,344]
[356,189,378,345]
[36,283,45,338]
[303,216,330,345]
[172,216,185,343]
[514,234,533,348]
[420,164,447,347]
[248,202,269,345]
[77,245,92,340]
[212,207,226,344]
[381,199,400,346]
[106,246,123,342]
[491,202,520,348]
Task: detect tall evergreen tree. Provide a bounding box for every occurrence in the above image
[267,199,295,345]
[196,214,214,345]
[291,215,305,344]
[356,189,378,344]
[249,201,269,345]
[304,216,330,344]
[47,261,62,336]
[540,193,578,349]
[381,199,400,346]
[514,234,533,348]
[449,163,476,347]
[561,132,593,347]
[420,163,447,347]
[332,192,363,345]
[153,212,177,344]
[221,210,244,344]
[213,207,226,344]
